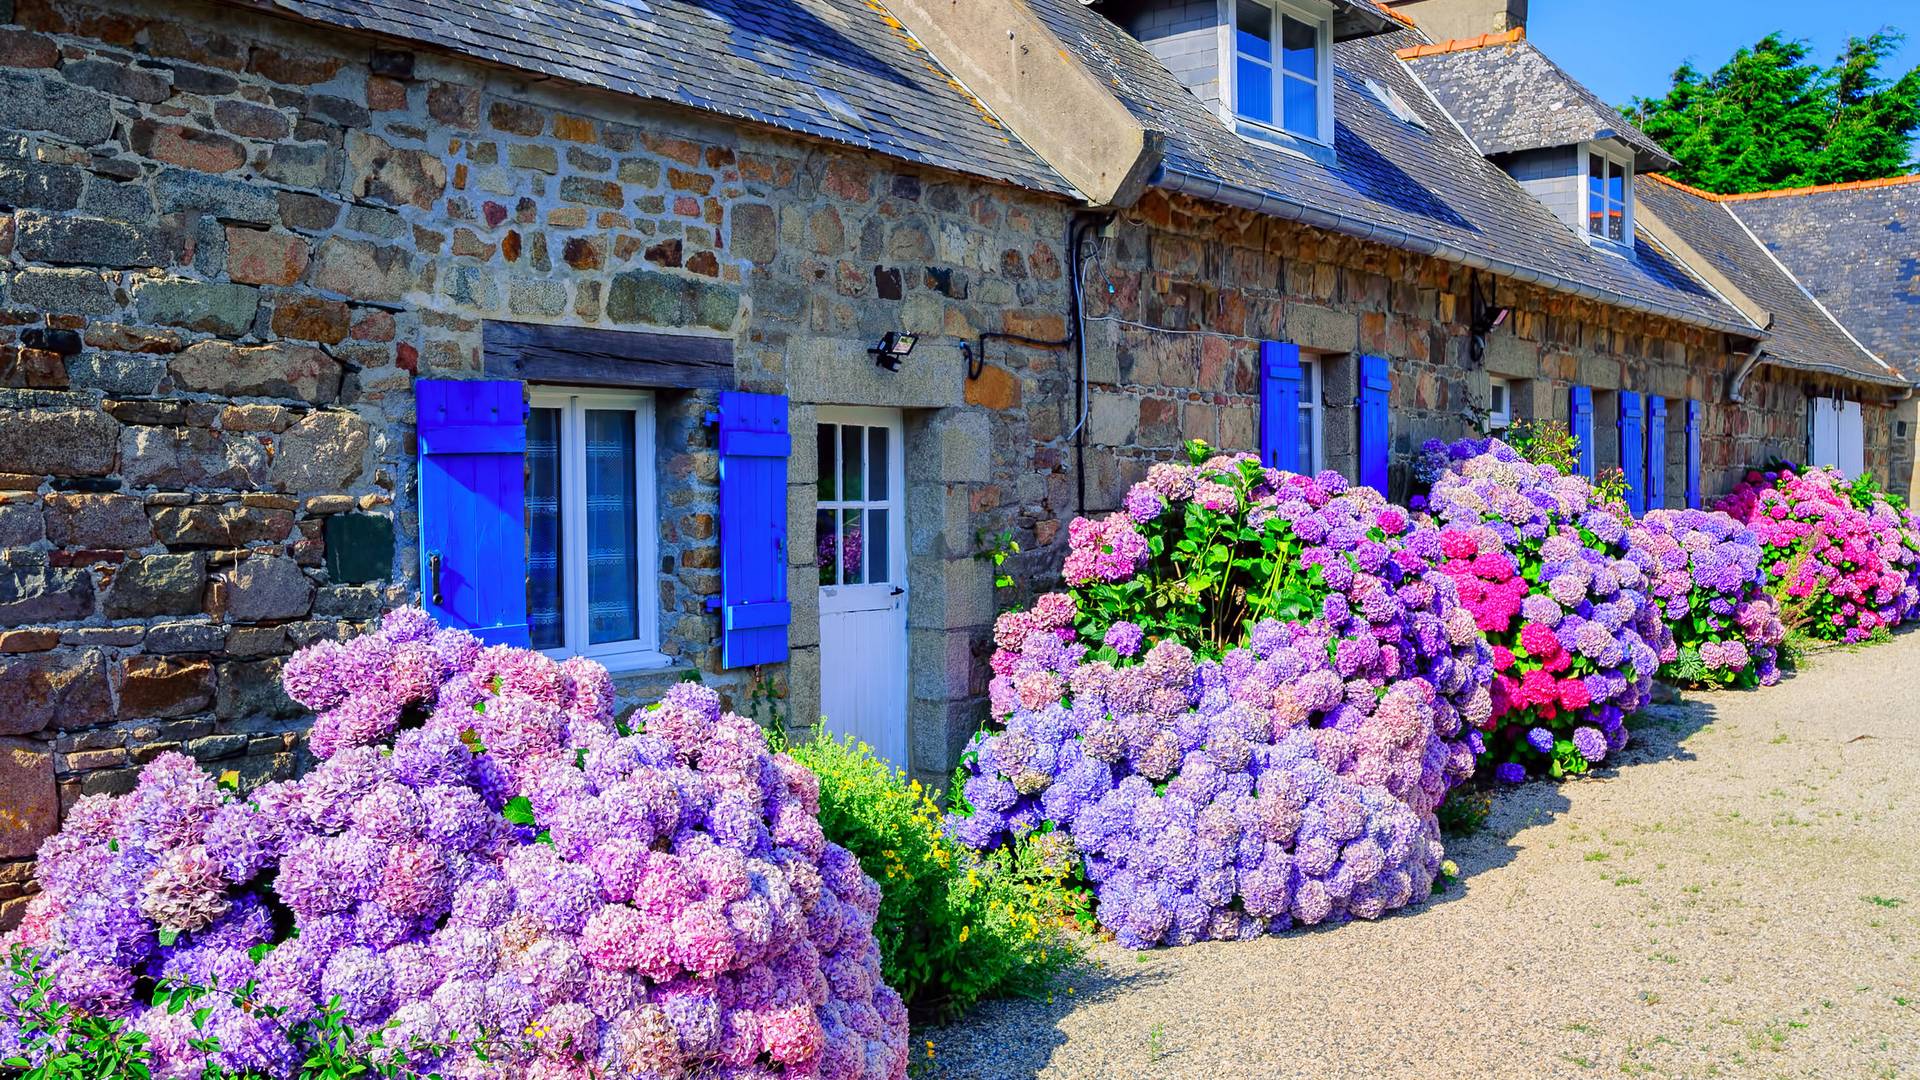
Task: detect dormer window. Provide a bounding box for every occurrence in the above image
[1586,147,1633,245]
[1233,0,1333,143]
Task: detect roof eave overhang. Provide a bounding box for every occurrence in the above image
[1760,354,1914,391]
[1331,1,1403,41]
[1153,164,1761,338]
[1591,129,1677,173]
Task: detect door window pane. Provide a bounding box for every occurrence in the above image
[817,423,836,501]
[526,407,564,650]
[1280,15,1317,78]
[816,509,838,586]
[583,409,639,645]
[841,425,864,501]
[840,509,865,585]
[868,425,890,505]
[867,508,890,584]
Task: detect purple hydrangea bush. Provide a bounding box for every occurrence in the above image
[2,609,909,1080]
[952,448,1494,947]
[1421,439,1673,779]
[1630,509,1785,687]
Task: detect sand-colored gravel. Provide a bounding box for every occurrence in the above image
[926,632,1920,1079]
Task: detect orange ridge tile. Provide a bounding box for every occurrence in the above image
[1372,2,1418,29]
[1393,26,1524,60]
[1717,174,1920,201]
[1646,171,1920,202]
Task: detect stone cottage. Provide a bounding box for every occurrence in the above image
[1,0,1915,923]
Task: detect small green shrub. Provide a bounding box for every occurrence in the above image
[1503,418,1579,476]
[788,730,1085,1020]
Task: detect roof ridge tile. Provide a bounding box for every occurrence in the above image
[1393,26,1522,60]
[1718,173,1920,202]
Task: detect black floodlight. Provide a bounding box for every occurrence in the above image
[870,331,917,371]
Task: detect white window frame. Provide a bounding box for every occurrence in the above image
[1227,0,1335,146]
[1487,376,1512,432]
[1299,355,1324,473]
[527,387,666,672]
[1583,143,1635,248]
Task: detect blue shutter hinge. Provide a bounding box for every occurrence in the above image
[703,409,721,427]
[705,596,721,613]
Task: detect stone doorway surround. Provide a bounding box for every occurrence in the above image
[775,335,997,790]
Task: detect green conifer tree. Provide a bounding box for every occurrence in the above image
[1623,30,1920,194]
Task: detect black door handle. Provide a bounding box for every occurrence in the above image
[890,586,904,596]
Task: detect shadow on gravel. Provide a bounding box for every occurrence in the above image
[1432,694,1720,907]
[919,957,1173,1079]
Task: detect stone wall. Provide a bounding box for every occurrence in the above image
[1075,191,1898,508]
[0,0,1078,920]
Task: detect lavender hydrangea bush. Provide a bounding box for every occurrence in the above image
[1631,509,1785,687]
[1,609,909,1080]
[951,446,1493,947]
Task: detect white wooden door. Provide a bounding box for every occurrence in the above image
[816,407,909,769]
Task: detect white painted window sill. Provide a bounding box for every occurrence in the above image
[540,647,675,675]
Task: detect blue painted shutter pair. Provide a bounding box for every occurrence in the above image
[1569,385,1596,479]
[1358,354,1391,495]
[1646,395,1667,510]
[1618,391,1644,514]
[1258,342,1303,471]
[417,379,531,645]
[711,391,792,668]
[1685,399,1703,509]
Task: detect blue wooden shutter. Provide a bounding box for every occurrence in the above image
[1358,354,1391,494]
[1646,395,1667,511]
[1618,390,1644,514]
[1685,399,1703,509]
[712,391,791,668]
[417,379,531,646]
[1570,385,1595,479]
[1258,342,1302,470]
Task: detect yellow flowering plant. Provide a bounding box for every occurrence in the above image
[788,730,1085,1020]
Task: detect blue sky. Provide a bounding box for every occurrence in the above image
[1527,0,1920,112]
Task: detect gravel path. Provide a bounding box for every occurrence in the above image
[924,632,1920,1079]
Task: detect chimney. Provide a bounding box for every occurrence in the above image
[1384,0,1527,42]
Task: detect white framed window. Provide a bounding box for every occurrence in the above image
[1487,376,1512,432]
[526,387,664,670]
[1298,355,1324,473]
[1585,145,1633,246]
[1232,0,1333,143]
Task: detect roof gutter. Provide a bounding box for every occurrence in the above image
[1153,166,1762,339]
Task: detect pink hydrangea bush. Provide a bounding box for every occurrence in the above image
[1423,440,1673,780]
[2,609,908,1080]
[1715,464,1920,642]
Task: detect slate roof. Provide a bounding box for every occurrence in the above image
[1399,34,1674,170]
[1728,178,1920,379]
[1022,1,1754,335]
[246,0,1074,196]
[1635,175,1904,386]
